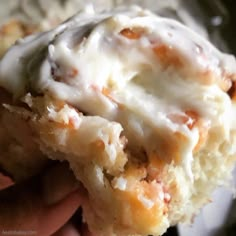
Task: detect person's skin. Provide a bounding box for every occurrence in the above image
[0,163,94,236]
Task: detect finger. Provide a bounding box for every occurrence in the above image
[0,172,14,190]
[41,163,80,205]
[0,188,82,235]
[52,223,81,236]
[0,163,84,235]
[38,189,82,236]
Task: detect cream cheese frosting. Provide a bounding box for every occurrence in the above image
[0,6,236,180]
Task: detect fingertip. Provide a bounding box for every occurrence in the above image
[0,172,14,190]
[38,189,82,235]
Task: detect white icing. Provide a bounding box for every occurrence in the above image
[112,176,127,191]
[1,7,236,178]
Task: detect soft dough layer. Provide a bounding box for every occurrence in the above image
[0,6,236,236]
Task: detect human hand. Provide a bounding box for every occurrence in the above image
[0,163,93,236]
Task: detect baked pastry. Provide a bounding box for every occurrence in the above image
[0,6,236,236]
